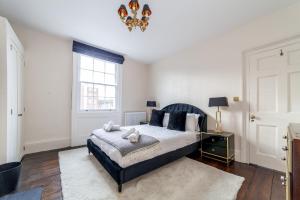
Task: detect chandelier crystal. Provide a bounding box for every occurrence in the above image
[118,0,152,32]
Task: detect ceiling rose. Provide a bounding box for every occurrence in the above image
[118,0,152,32]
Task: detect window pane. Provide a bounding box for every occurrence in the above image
[106,97,116,109]
[80,55,93,70]
[106,86,116,97]
[94,72,105,84]
[93,98,101,110]
[105,74,115,85]
[78,55,118,111]
[80,97,95,110]
[94,59,105,72]
[80,83,94,97]
[80,69,93,82]
[94,84,105,97]
[98,97,116,110]
[105,62,115,74]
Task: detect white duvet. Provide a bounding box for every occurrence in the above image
[90,125,201,168]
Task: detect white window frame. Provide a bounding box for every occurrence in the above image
[72,52,122,114]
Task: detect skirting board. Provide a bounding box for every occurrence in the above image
[24,138,70,154]
[235,149,241,163]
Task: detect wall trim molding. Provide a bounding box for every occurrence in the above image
[24,137,70,154]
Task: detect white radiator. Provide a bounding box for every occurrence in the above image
[124,112,146,126]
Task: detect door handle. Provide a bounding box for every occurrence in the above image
[18,114,23,117]
[250,114,256,122]
[283,135,287,139]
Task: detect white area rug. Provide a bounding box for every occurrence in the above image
[59,148,244,200]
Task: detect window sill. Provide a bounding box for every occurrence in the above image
[74,110,121,118]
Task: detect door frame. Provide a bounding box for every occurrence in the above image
[242,35,300,164]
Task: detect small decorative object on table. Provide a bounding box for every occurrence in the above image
[201,130,234,166]
[208,97,229,132]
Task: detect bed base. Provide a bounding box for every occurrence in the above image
[87,139,200,192]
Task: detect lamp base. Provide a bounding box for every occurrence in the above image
[215,110,223,133]
[214,128,223,133]
[147,107,154,122]
[214,124,223,133]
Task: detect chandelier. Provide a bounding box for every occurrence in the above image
[118,0,152,32]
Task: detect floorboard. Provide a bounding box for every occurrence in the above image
[246,167,274,200]
[16,148,285,200]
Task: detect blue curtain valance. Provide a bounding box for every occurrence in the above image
[72,41,125,64]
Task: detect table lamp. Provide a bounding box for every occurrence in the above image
[209,97,228,133]
[146,101,156,121]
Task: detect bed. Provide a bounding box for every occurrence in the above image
[87,103,207,192]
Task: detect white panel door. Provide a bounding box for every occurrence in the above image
[249,41,300,171]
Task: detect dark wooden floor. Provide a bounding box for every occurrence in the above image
[17,148,285,200]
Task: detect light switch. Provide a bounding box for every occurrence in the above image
[233,97,240,102]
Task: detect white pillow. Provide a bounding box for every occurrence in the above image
[185,114,198,131]
[193,114,201,131]
[163,113,199,131]
[163,113,170,127]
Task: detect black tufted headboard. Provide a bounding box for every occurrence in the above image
[161,103,207,132]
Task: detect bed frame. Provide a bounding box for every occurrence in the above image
[87,103,207,192]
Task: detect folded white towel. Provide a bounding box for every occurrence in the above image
[111,125,121,131]
[128,131,140,143]
[121,128,136,139]
[103,121,114,132]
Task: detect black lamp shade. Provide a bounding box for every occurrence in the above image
[209,97,229,107]
[147,101,156,107]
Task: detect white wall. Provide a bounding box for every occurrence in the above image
[12,23,149,154]
[122,58,149,113]
[149,2,300,162]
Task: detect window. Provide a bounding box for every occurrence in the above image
[78,55,119,111]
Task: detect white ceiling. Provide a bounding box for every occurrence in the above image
[0,0,299,64]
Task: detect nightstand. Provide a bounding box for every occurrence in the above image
[140,121,149,125]
[201,131,235,166]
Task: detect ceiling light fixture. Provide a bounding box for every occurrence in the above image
[118,0,152,32]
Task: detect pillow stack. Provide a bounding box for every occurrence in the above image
[149,109,200,132]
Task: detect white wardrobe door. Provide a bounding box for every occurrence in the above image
[17,50,24,160]
[7,42,19,162]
